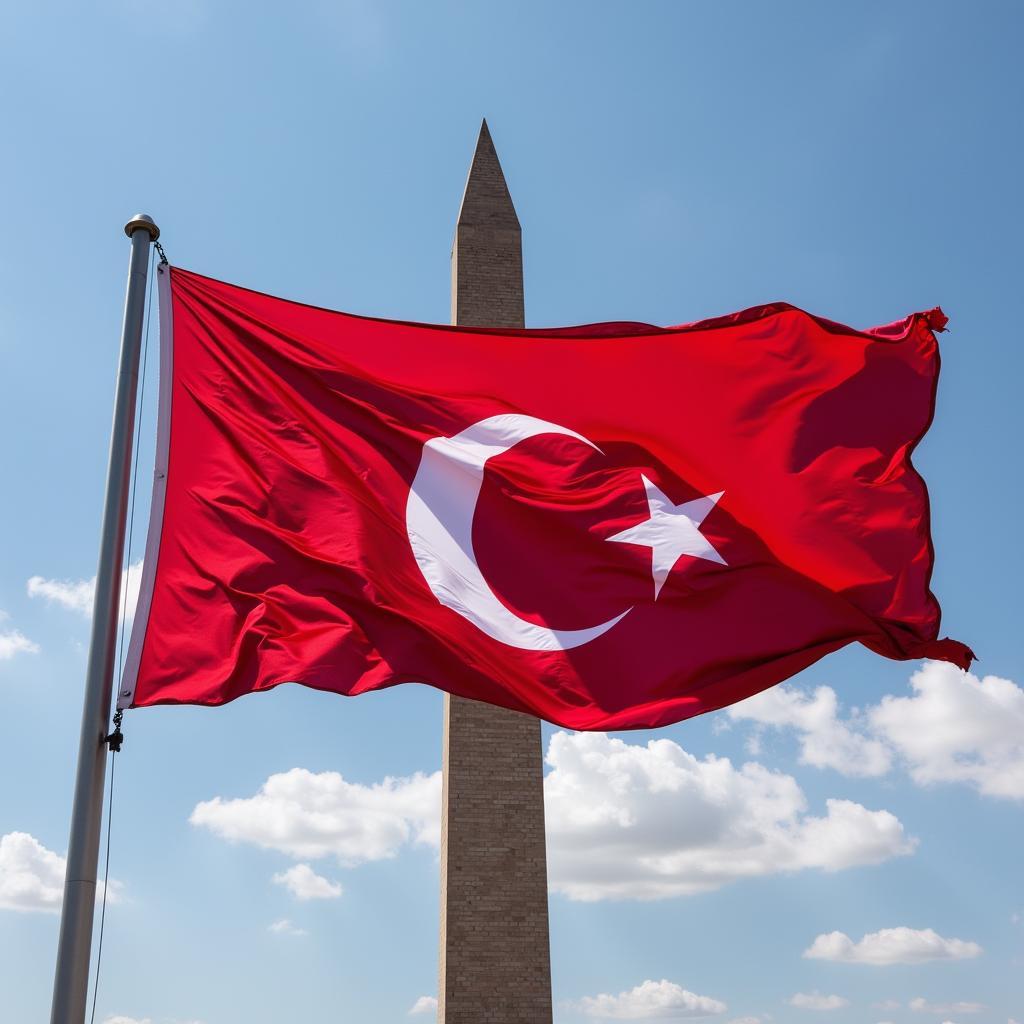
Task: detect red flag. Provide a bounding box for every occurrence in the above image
[120,267,972,730]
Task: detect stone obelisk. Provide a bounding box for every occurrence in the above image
[439,120,553,1024]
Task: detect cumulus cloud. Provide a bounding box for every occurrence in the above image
[804,927,983,965]
[190,767,441,865]
[726,664,1024,801]
[27,573,94,615]
[192,734,913,905]
[409,995,438,1015]
[727,684,891,776]
[789,992,848,1010]
[272,863,342,900]
[1,832,66,912]
[0,615,39,660]
[570,979,727,1019]
[268,918,306,936]
[27,559,143,620]
[543,731,914,901]
[0,831,120,913]
[725,1018,760,1024]
[0,831,64,913]
[870,662,1024,800]
[103,1017,152,1024]
[910,999,985,1014]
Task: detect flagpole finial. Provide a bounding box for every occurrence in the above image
[124,213,160,240]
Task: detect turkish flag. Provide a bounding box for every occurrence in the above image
[120,267,972,730]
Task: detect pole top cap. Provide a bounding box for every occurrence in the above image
[124,213,160,241]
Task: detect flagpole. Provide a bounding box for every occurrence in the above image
[49,214,160,1024]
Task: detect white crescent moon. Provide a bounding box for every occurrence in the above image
[405,413,630,651]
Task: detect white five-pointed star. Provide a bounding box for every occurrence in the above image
[607,475,726,599]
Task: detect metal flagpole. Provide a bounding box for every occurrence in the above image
[49,214,160,1024]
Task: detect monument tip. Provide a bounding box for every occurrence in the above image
[455,119,519,230]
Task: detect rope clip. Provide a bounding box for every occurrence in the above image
[106,709,124,753]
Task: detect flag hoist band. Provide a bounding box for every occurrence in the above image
[52,219,972,1024]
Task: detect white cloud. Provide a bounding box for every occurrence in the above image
[0,831,120,913]
[190,767,441,865]
[725,1018,760,1024]
[804,927,983,965]
[0,618,39,660]
[725,665,1024,802]
[870,662,1024,799]
[272,863,342,900]
[789,992,848,1010]
[192,734,913,906]
[268,918,306,936]
[571,979,727,1019]
[543,731,914,901]
[727,684,891,777]
[409,995,438,1015]
[0,831,66,912]
[27,573,94,615]
[102,1017,152,1024]
[910,999,985,1014]
[27,559,143,620]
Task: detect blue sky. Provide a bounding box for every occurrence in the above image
[1,2,1022,1023]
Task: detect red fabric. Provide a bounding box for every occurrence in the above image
[128,267,972,729]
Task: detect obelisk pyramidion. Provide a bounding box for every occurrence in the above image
[439,120,554,1024]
